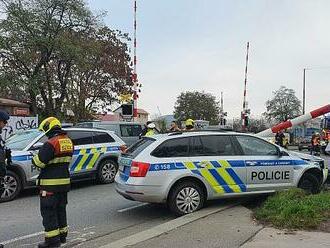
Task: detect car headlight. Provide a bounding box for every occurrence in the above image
[313,161,325,169]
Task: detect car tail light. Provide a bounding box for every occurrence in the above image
[130,161,150,177]
[120,145,128,153]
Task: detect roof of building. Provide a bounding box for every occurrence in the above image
[0,98,29,108]
[113,106,149,115]
[137,108,149,115]
[94,114,120,121]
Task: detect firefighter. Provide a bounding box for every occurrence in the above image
[275,130,285,147]
[145,122,156,136]
[32,117,74,248]
[184,119,195,131]
[311,132,321,156]
[0,110,10,248]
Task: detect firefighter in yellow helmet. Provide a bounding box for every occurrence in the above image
[145,122,156,136]
[184,119,195,131]
[32,117,74,248]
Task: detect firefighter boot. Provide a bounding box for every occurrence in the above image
[59,234,66,244]
[38,238,61,248]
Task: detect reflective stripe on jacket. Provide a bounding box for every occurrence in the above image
[32,131,73,192]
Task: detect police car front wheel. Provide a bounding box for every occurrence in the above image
[168,181,205,216]
[0,170,22,203]
[298,172,321,194]
[97,159,118,184]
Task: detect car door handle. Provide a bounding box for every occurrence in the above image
[246,161,258,166]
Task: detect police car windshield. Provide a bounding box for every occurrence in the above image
[6,129,42,150]
[123,137,155,158]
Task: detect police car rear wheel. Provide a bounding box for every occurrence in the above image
[0,171,22,203]
[97,159,118,184]
[168,181,205,216]
[298,173,320,194]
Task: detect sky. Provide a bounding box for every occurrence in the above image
[86,0,330,119]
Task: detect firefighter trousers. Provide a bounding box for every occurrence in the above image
[40,192,68,242]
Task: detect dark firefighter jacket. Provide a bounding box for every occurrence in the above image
[32,129,74,192]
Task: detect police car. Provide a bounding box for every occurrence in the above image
[1,128,125,202]
[115,131,328,215]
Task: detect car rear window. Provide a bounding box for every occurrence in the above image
[67,131,93,146]
[190,135,235,156]
[123,137,155,158]
[151,137,190,158]
[93,132,115,143]
[120,124,142,137]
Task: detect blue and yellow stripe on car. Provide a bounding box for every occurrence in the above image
[70,146,120,172]
[149,160,247,195]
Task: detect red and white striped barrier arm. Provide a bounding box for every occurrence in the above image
[257,104,330,137]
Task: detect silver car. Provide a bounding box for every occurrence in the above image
[75,121,144,146]
[1,128,125,202]
[115,131,328,215]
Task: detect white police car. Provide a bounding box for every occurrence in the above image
[115,131,328,215]
[1,128,125,202]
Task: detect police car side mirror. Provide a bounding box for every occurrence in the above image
[30,142,43,151]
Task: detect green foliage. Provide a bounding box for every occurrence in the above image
[154,118,167,133]
[174,91,220,125]
[255,189,330,229]
[264,86,302,122]
[0,0,133,121]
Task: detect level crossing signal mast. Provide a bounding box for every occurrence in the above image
[219,92,227,126]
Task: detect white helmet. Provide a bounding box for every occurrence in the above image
[147,123,156,129]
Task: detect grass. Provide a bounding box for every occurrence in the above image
[254,188,330,229]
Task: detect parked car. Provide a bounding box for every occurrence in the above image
[116,131,327,215]
[75,121,144,146]
[1,128,125,202]
[298,136,312,151]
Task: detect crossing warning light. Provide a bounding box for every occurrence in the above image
[121,104,133,117]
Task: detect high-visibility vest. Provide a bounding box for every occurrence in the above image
[32,131,73,192]
[145,129,155,137]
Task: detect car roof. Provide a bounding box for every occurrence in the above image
[97,121,144,125]
[78,121,143,125]
[63,127,115,133]
[150,131,252,141]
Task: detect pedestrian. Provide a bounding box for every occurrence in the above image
[32,117,74,248]
[0,110,10,248]
[140,121,151,137]
[311,132,321,156]
[145,122,156,136]
[168,121,181,132]
[184,119,195,131]
[275,130,285,147]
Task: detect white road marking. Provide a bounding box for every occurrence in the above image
[117,203,149,213]
[1,231,44,245]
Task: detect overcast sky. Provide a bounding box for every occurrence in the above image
[87,0,330,119]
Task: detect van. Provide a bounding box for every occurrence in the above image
[75,121,144,146]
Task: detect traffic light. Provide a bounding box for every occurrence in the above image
[121,104,133,117]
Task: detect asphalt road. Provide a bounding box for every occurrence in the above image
[1,149,329,247]
[0,180,175,247]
